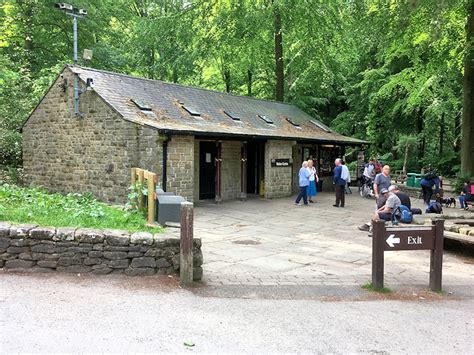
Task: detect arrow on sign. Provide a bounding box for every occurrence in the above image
[386,234,400,248]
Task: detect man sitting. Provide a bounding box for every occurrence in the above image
[459,180,473,210]
[358,188,401,232]
[389,185,411,209]
[373,188,401,222]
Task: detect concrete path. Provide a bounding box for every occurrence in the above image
[195,192,474,294]
[1,273,473,353]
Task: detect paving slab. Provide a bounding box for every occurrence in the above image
[195,191,474,293]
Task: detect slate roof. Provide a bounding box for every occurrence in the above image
[69,65,366,144]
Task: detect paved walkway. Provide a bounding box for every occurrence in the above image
[195,192,474,293]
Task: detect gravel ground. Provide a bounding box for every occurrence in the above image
[1,273,473,354]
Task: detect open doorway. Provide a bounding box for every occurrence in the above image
[246,141,264,195]
[199,141,216,199]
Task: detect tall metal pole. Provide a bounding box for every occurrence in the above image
[73,15,80,115]
[73,15,78,64]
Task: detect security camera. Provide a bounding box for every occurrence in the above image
[78,9,87,15]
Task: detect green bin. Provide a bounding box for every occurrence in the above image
[406,173,415,187]
[414,174,422,188]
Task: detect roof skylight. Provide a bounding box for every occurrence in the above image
[286,117,300,127]
[310,120,331,132]
[131,99,152,111]
[258,114,274,124]
[224,110,241,121]
[182,105,200,116]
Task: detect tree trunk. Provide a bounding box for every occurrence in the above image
[439,112,445,156]
[224,68,231,93]
[247,69,252,96]
[273,4,284,102]
[403,141,409,173]
[461,0,474,176]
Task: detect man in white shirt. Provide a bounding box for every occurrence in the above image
[341,161,351,184]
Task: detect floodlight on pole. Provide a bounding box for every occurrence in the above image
[54,3,88,117]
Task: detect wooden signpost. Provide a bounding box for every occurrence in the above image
[372,219,444,292]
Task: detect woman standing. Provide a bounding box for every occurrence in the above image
[307,159,319,203]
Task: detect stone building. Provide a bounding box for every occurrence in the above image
[22,65,366,204]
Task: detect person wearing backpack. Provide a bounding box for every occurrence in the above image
[420,171,440,206]
[358,188,401,232]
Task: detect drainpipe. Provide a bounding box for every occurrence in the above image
[162,135,169,191]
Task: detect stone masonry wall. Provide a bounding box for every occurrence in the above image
[166,135,194,201]
[0,222,203,280]
[264,140,294,198]
[22,68,163,204]
[221,141,242,200]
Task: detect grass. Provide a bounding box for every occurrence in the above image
[0,184,163,233]
[362,282,393,294]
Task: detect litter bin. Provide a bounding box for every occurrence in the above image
[156,195,185,226]
[406,173,415,187]
[414,174,422,188]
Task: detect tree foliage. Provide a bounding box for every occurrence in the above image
[0,0,471,176]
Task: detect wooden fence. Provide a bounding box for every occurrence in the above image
[130,168,157,224]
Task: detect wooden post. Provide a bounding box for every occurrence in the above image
[137,169,144,210]
[215,141,222,203]
[180,201,194,286]
[372,220,385,290]
[240,142,247,200]
[429,219,444,292]
[147,173,155,223]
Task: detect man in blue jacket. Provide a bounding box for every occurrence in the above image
[295,161,312,206]
[333,158,346,207]
[420,171,440,206]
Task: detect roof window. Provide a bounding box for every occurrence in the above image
[131,99,152,111]
[224,110,241,121]
[310,120,331,132]
[286,117,300,127]
[258,114,274,124]
[182,105,200,117]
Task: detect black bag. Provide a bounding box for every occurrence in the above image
[410,208,422,215]
[426,201,443,214]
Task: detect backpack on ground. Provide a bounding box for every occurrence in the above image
[426,201,443,214]
[410,208,422,215]
[392,205,413,224]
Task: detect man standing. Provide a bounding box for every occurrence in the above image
[333,158,346,207]
[373,165,391,208]
[363,159,375,182]
[295,161,311,206]
[341,161,351,186]
[420,171,440,206]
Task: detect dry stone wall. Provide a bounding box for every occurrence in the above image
[0,222,203,280]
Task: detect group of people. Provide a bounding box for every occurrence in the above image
[294,159,319,206]
[295,156,471,230]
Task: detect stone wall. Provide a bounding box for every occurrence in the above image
[221,141,242,200]
[166,135,195,201]
[22,68,164,204]
[0,222,203,280]
[264,140,294,198]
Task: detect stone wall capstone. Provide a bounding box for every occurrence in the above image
[0,222,203,280]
